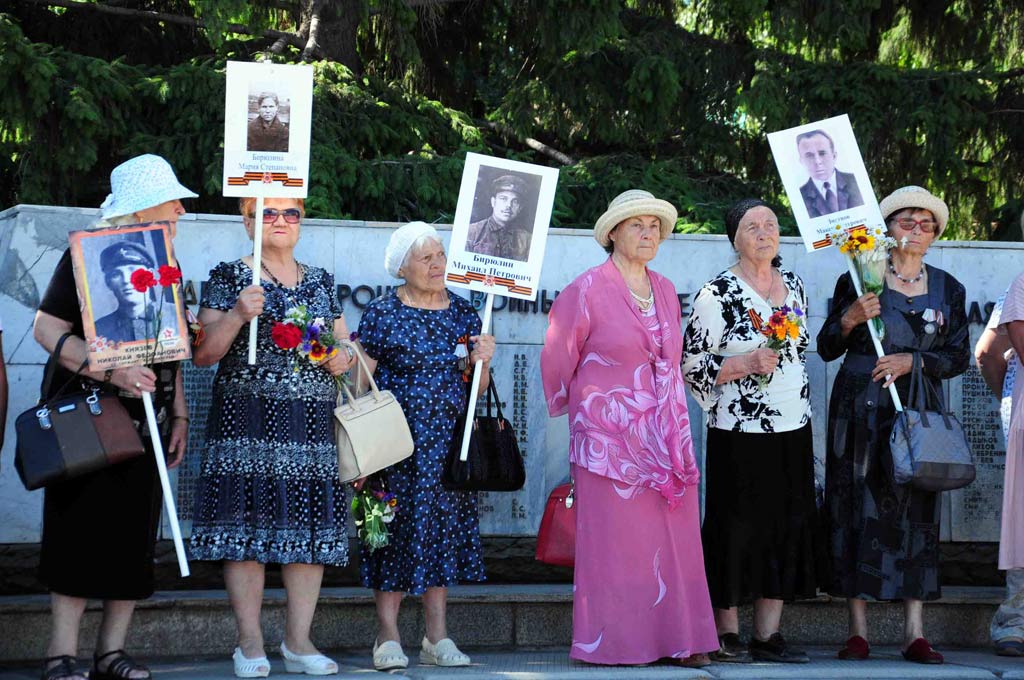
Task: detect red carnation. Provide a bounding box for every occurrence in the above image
[158,265,182,287]
[130,268,157,292]
[271,322,303,350]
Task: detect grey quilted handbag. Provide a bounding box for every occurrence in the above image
[888,353,975,492]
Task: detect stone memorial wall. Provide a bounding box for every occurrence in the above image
[0,204,1019,544]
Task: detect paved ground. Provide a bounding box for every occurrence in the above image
[4,648,1024,680]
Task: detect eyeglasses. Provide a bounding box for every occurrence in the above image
[249,208,302,224]
[890,217,938,233]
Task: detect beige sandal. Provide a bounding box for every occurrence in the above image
[372,640,408,671]
[419,637,470,667]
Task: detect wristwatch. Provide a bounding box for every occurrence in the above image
[103,369,114,383]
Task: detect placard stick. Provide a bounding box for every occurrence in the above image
[247,195,265,365]
[142,392,190,577]
[845,258,903,412]
[459,293,494,462]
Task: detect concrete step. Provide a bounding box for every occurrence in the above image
[2,649,1024,679]
[0,585,1007,664]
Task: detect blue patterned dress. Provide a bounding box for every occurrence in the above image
[189,260,349,565]
[358,290,485,594]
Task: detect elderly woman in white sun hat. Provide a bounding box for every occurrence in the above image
[33,154,197,680]
[541,190,717,667]
[355,221,495,671]
[819,185,969,664]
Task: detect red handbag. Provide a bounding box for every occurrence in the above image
[535,481,576,567]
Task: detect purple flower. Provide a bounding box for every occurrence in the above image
[349,331,360,342]
[301,340,313,353]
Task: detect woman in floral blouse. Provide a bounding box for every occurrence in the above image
[682,199,823,664]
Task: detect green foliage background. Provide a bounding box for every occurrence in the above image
[2,0,1023,240]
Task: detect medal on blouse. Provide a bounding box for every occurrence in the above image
[922,308,940,335]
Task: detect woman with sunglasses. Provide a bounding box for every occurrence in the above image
[818,186,970,665]
[190,197,355,677]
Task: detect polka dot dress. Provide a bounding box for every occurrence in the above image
[189,260,349,566]
[357,291,485,594]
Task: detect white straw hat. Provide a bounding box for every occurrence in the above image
[878,185,949,237]
[100,154,198,219]
[594,190,678,247]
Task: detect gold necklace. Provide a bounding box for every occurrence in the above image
[399,286,448,309]
[739,264,776,305]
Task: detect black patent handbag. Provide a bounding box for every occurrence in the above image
[443,372,526,492]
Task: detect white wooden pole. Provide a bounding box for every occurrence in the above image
[142,391,190,577]
[845,257,903,412]
[247,195,265,365]
[459,293,494,462]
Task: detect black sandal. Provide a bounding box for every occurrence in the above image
[41,655,85,680]
[91,650,151,680]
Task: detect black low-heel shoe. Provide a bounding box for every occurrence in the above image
[749,633,810,663]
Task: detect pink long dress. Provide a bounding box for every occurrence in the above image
[541,258,718,664]
[1000,272,1024,570]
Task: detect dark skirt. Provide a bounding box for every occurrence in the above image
[824,357,941,601]
[39,444,163,600]
[701,423,824,608]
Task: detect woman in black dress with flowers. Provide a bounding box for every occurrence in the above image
[818,186,969,664]
[190,197,354,677]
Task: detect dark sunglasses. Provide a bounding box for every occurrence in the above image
[249,208,302,224]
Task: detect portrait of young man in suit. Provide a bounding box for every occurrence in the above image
[796,129,865,218]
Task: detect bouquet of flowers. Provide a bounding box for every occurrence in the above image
[830,224,898,339]
[751,304,804,387]
[129,264,183,364]
[270,305,344,381]
[351,481,398,552]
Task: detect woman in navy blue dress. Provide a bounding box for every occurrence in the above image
[357,221,495,671]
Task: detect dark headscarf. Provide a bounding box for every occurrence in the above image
[725,198,782,268]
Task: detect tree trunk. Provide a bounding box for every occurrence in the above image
[300,0,363,73]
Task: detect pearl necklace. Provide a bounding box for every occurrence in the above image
[887,255,925,284]
[630,286,654,312]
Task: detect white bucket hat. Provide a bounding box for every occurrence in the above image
[100,154,198,219]
[384,221,441,278]
[593,189,678,248]
[878,185,949,237]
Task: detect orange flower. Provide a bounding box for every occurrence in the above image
[309,342,328,361]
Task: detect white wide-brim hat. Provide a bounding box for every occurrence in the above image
[594,189,678,247]
[100,154,198,219]
[878,185,949,237]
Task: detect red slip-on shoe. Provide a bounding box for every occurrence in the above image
[838,635,870,660]
[902,638,944,664]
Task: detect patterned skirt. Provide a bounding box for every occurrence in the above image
[190,375,349,565]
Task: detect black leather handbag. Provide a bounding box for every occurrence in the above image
[14,333,145,490]
[443,373,526,492]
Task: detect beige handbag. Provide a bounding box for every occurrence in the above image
[334,341,415,483]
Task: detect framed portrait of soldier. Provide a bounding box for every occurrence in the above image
[446,153,560,301]
[222,61,313,199]
[768,114,886,251]
[68,222,191,372]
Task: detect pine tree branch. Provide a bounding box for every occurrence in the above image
[20,0,308,48]
[485,121,576,166]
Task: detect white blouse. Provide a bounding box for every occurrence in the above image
[682,268,811,433]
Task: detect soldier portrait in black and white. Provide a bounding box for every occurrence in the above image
[92,240,180,344]
[465,173,537,262]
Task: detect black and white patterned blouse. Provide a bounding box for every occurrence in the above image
[682,268,811,433]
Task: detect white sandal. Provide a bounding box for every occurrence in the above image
[232,647,271,678]
[280,642,338,675]
[372,639,408,671]
[419,637,470,667]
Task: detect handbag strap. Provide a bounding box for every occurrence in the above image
[336,339,384,405]
[40,332,91,405]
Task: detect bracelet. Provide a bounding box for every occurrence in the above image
[173,415,190,423]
